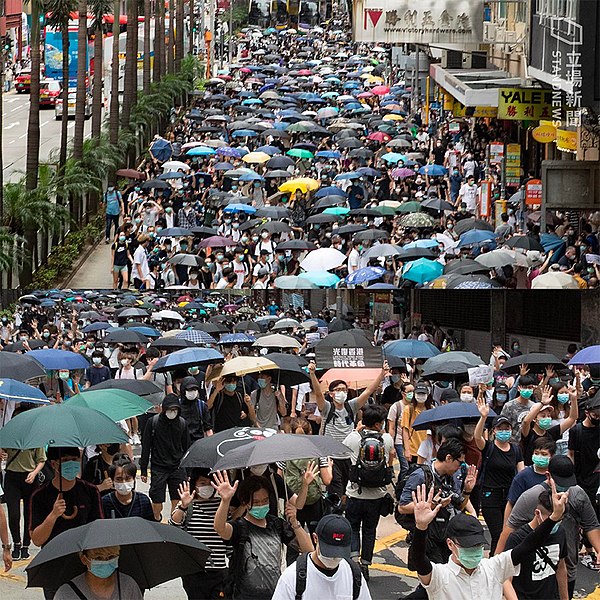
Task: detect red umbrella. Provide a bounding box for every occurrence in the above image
[368,131,391,143]
[116,168,144,179]
[223,304,238,312]
[198,236,235,248]
[371,85,390,96]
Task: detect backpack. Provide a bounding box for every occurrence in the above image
[323,399,355,429]
[295,552,362,600]
[285,459,323,506]
[348,430,393,490]
[394,463,434,529]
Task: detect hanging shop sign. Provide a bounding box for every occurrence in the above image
[525,179,543,206]
[489,142,504,164]
[556,129,577,152]
[505,143,522,185]
[497,88,553,121]
[532,124,557,143]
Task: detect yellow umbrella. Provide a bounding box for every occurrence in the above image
[366,75,385,84]
[208,356,279,380]
[383,114,404,121]
[242,152,271,164]
[279,178,320,194]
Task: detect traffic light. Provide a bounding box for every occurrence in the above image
[1,36,12,53]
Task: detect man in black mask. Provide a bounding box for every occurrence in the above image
[178,376,213,443]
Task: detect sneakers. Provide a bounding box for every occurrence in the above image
[20,547,29,560]
[11,544,21,560]
[132,433,141,445]
[105,238,110,244]
[360,564,370,582]
[581,552,600,571]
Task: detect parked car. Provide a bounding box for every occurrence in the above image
[15,68,32,93]
[55,90,92,120]
[39,79,62,107]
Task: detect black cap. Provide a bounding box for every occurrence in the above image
[414,382,429,394]
[315,515,352,558]
[446,513,486,547]
[495,382,509,392]
[493,415,512,428]
[549,455,577,488]
[440,388,460,403]
[586,390,600,411]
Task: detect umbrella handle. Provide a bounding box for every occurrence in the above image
[61,506,79,520]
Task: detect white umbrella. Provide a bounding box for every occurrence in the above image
[300,248,346,272]
[152,310,185,322]
[531,272,579,289]
[162,161,190,172]
[253,334,301,350]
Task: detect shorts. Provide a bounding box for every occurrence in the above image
[113,264,128,273]
[149,468,186,504]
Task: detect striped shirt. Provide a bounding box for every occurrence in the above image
[170,498,228,570]
[321,399,360,459]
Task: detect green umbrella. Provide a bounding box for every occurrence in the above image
[396,201,422,213]
[323,206,350,216]
[400,212,435,228]
[0,403,129,449]
[65,390,153,422]
[373,205,397,216]
[287,148,314,160]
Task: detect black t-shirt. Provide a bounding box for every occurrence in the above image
[568,422,600,491]
[112,241,130,266]
[522,425,562,465]
[505,523,567,600]
[382,384,402,407]
[82,455,112,495]
[213,391,251,433]
[30,480,103,546]
[481,440,523,489]
[433,146,446,165]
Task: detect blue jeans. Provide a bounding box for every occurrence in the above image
[105,213,120,240]
[395,443,409,481]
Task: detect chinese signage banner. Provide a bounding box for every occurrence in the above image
[505,144,521,186]
[525,179,543,206]
[353,0,484,44]
[315,345,383,369]
[497,88,553,121]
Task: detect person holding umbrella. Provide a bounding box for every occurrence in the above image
[207,375,256,433]
[178,376,213,442]
[54,545,142,600]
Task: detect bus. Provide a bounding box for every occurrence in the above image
[248,0,271,26]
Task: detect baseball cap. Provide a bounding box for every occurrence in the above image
[315,514,352,558]
[414,382,429,394]
[549,455,576,488]
[446,513,486,548]
[440,388,460,403]
[586,390,600,411]
[493,415,512,428]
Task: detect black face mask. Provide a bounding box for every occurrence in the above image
[588,414,600,427]
[106,444,121,455]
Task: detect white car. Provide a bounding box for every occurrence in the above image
[55,90,92,120]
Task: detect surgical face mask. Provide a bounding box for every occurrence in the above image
[405,391,414,401]
[333,391,347,403]
[391,374,401,384]
[59,371,70,380]
[261,232,269,239]
[495,430,512,443]
[43,331,50,338]
[495,393,508,404]
[89,557,119,579]
[60,460,80,481]
[250,464,267,476]
[257,378,268,389]
[460,393,474,403]
[196,485,215,499]
[92,357,102,365]
[216,254,224,261]
[252,235,259,242]
[519,388,533,399]
[456,545,484,570]
[415,393,428,404]
[185,390,199,401]
[224,383,237,393]
[557,393,569,404]
[248,504,270,519]
[232,223,239,229]
[555,484,569,493]
[188,367,200,375]
[532,454,550,469]
[318,551,342,569]
[165,409,178,420]
[241,236,249,244]
[120,358,130,367]
[114,481,135,495]
[538,417,553,430]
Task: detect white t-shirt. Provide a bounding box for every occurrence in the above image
[459,183,478,213]
[348,249,360,272]
[133,245,150,280]
[272,555,372,600]
[387,401,405,445]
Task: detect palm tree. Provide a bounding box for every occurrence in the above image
[142,0,151,93]
[166,0,174,74]
[73,0,88,160]
[109,0,120,146]
[90,0,111,138]
[152,0,165,81]
[25,0,44,192]
[121,0,137,128]
[175,0,183,69]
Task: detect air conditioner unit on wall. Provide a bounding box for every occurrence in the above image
[441,49,463,69]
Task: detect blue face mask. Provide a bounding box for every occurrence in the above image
[495,430,512,443]
[550,522,560,535]
[557,393,569,404]
[224,383,237,393]
[60,460,80,481]
[248,504,270,519]
[89,557,119,579]
[257,378,268,389]
[457,545,484,569]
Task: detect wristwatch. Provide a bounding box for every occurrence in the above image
[291,521,302,530]
[175,503,188,512]
[2,544,11,551]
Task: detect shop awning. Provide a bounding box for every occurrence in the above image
[430,64,522,107]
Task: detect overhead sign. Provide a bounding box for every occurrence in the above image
[556,129,577,152]
[353,0,484,44]
[497,88,553,121]
[505,143,521,186]
[315,345,383,369]
[452,103,497,118]
[525,179,543,206]
[532,124,556,143]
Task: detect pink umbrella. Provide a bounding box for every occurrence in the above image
[391,167,417,179]
[240,68,252,73]
[357,92,373,99]
[198,236,235,248]
[368,132,391,142]
[382,319,399,330]
[298,69,312,75]
[371,85,390,96]
[223,304,239,312]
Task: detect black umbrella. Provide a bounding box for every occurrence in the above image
[504,235,545,252]
[327,319,355,332]
[443,258,488,276]
[421,351,483,379]
[103,330,150,344]
[211,433,350,472]
[264,352,308,368]
[180,426,280,468]
[233,320,261,332]
[396,247,438,262]
[353,229,388,242]
[25,517,210,590]
[190,226,219,237]
[266,156,295,169]
[276,240,317,251]
[192,322,229,334]
[87,379,164,405]
[0,352,46,381]
[316,328,371,347]
[141,179,170,190]
[256,206,292,219]
[453,218,495,237]
[3,339,46,352]
[150,337,198,350]
[261,353,310,386]
[412,403,497,431]
[349,209,381,218]
[502,353,565,374]
[306,213,337,224]
[336,224,366,235]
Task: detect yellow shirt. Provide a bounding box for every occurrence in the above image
[401,404,428,457]
[5,447,46,473]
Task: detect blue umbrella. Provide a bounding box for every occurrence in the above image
[175,330,217,345]
[213,161,234,171]
[334,172,362,181]
[256,145,280,156]
[316,150,342,159]
[540,233,566,264]
[458,230,496,248]
[383,339,440,359]
[223,204,257,214]
[152,348,224,373]
[357,167,382,178]
[218,333,256,344]
[232,130,259,138]
[216,147,243,158]
[402,258,443,284]
[149,138,172,162]
[128,326,161,338]
[315,186,347,198]
[81,322,111,333]
[345,266,387,285]
[412,403,497,431]
[365,283,396,289]
[238,172,265,182]
[26,349,90,371]
[187,146,216,156]
[301,271,341,287]
[0,378,50,404]
[404,239,440,250]
[568,346,600,366]
[419,164,448,177]
[381,152,407,164]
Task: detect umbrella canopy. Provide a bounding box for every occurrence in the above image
[399,213,435,228]
[212,356,278,379]
[502,353,564,374]
[275,275,319,289]
[383,340,440,359]
[402,258,443,284]
[103,329,149,345]
[25,349,90,371]
[300,248,346,272]
[87,380,163,405]
[0,378,50,404]
[412,403,497,431]
[181,426,279,469]
[0,404,129,448]
[568,346,600,366]
[212,433,349,472]
[253,333,302,350]
[152,348,224,373]
[65,390,153,422]
[531,272,579,289]
[504,235,545,252]
[198,236,236,248]
[345,266,387,285]
[444,258,488,276]
[453,218,494,237]
[175,329,217,345]
[26,517,210,590]
[421,351,484,379]
[271,318,301,331]
[150,337,198,351]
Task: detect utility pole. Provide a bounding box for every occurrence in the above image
[228,0,233,65]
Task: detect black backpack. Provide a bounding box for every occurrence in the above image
[323,399,355,428]
[394,464,434,529]
[295,552,362,600]
[348,430,393,490]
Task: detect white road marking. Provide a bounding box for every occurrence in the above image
[10,106,20,112]
[4,122,19,130]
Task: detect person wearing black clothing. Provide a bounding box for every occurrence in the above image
[474,401,525,556]
[505,490,568,599]
[140,394,191,520]
[83,351,111,387]
[179,376,213,442]
[29,447,103,600]
[82,443,121,497]
[208,375,256,433]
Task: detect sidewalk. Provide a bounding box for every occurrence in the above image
[67,240,114,289]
